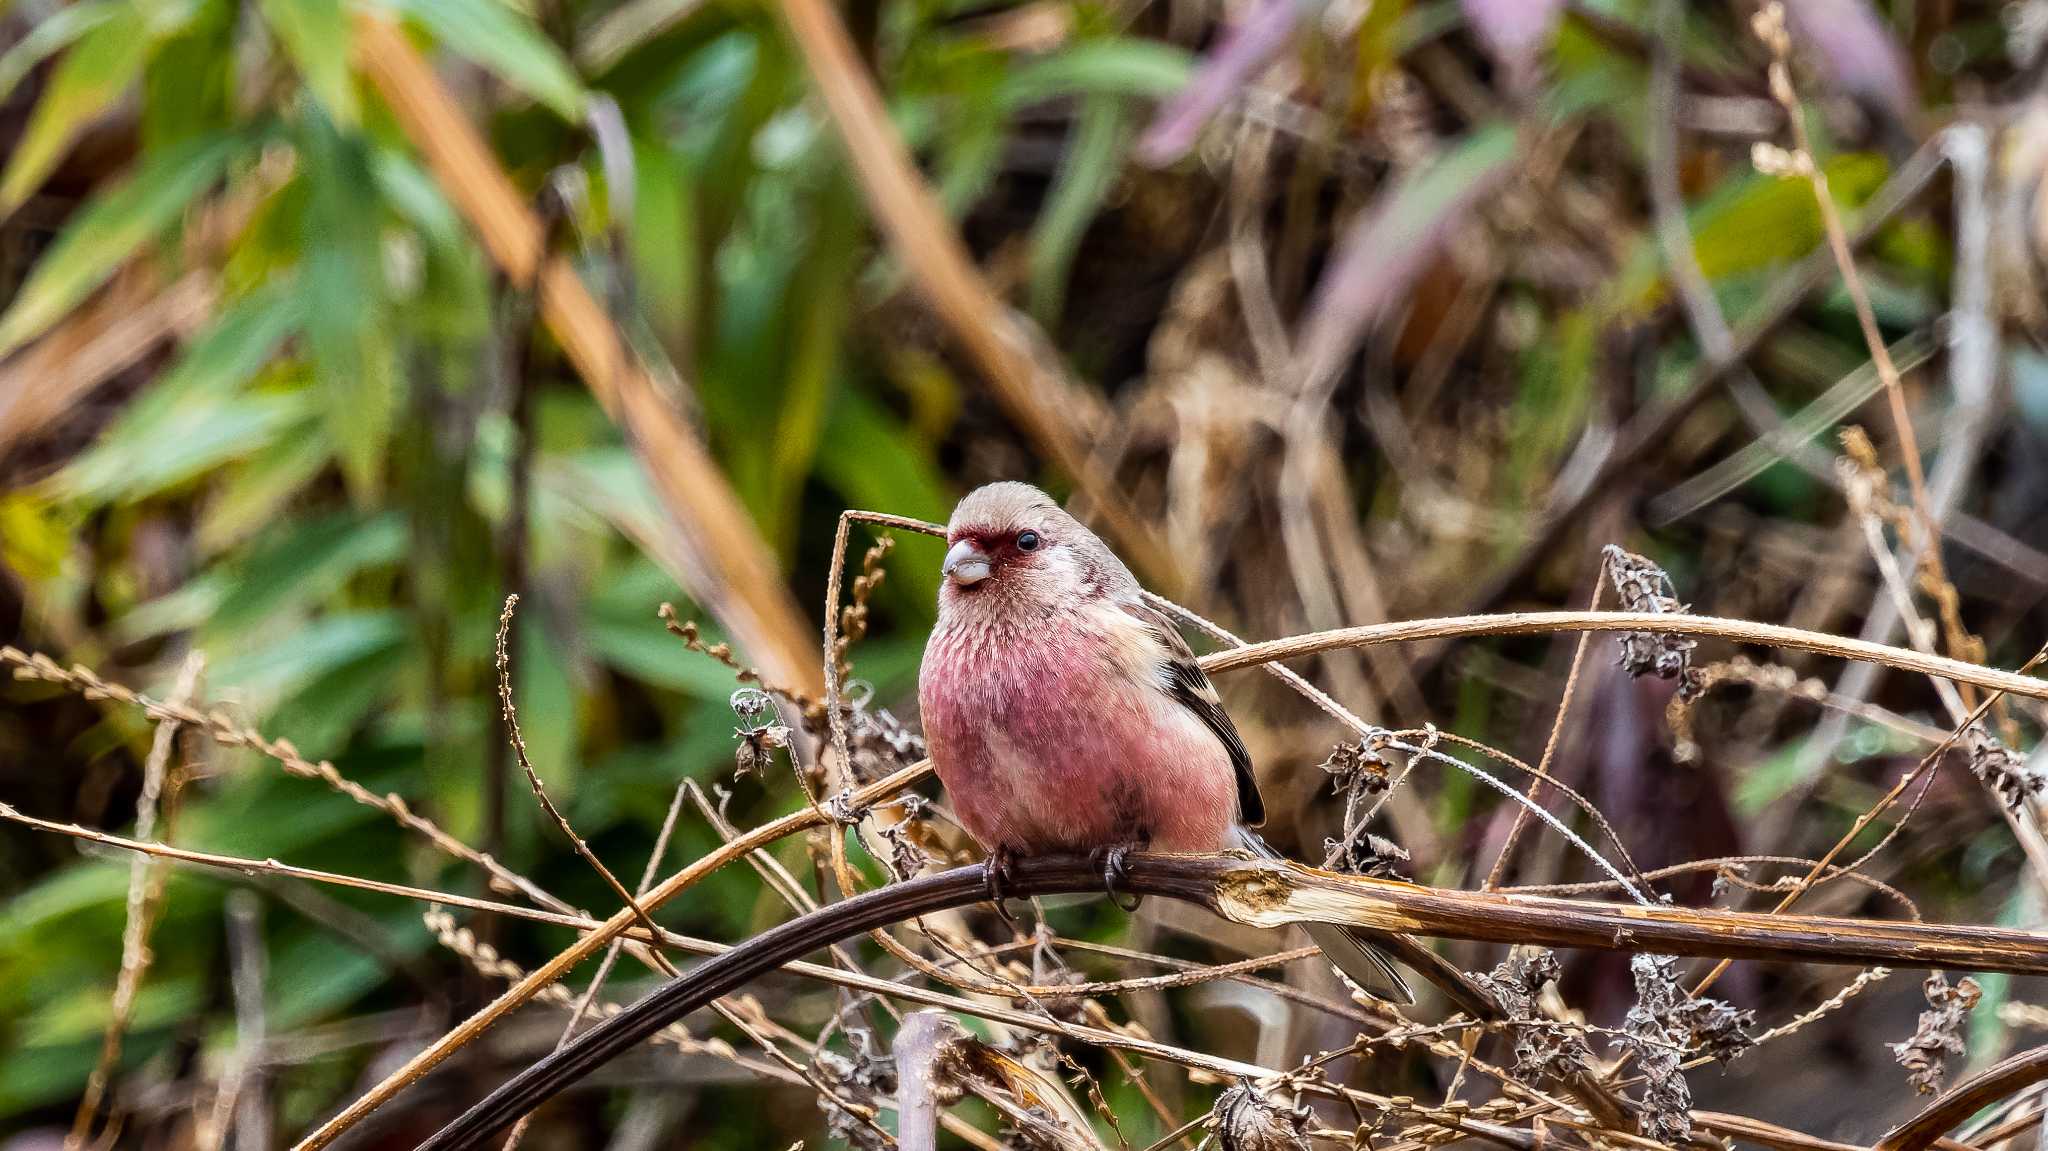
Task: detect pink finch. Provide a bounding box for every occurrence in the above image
[918,481,1413,1003]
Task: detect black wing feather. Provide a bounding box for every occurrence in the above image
[1121,600,1264,827]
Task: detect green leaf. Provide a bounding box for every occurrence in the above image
[108,568,230,643]
[300,119,397,503]
[257,0,358,124]
[208,511,408,635]
[0,5,153,213]
[999,38,1191,109]
[266,628,414,756]
[390,0,587,120]
[55,391,318,504]
[813,388,950,613]
[195,422,335,554]
[513,606,579,794]
[266,917,430,1028]
[52,281,304,503]
[584,612,745,697]
[762,178,859,550]
[140,0,234,153]
[206,609,410,714]
[0,0,121,106]
[1029,92,1125,324]
[0,131,244,357]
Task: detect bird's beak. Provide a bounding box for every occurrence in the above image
[943,539,992,587]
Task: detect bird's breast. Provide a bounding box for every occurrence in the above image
[918,612,1237,854]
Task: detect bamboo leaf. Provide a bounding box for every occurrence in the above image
[389,0,587,120]
[0,132,243,357]
[1029,92,1126,324]
[301,120,397,503]
[999,38,1191,109]
[0,0,122,106]
[0,6,154,214]
[257,0,359,124]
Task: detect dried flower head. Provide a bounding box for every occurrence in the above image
[1012,967,1092,1024]
[803,682,927,785]
[1213,1080,1312,1151]
[1965,725,2043,812]
[1618,955,1756,1142]
[1471,949,1595,1083]
[1323,831,1412,880]
[814,1028,897,1150]
[1604,545,1702,696]
[1892,973,1982,1094]
[877,796,933,882]
[1751,141,1811,178]
[1750,1,1791,57]
[1318,737,1392,794]
[731,688,792,778]
[1622,956,1695,1143]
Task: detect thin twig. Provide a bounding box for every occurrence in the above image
[66,652,204,1151]
[211,890,270,1151]
[1483,560,1605,889]
[495,595,677,978]
[1197,611,2048,701]
[498,780,693,1151]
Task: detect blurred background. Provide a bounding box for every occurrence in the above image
[6,0,2048,1145]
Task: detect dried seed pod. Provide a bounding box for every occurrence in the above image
[1604,544,1702,695]
[1966,725,2044,812]
[1893,973,1982,1094]
[1213,1080,1312,1151]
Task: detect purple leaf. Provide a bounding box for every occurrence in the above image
[1784,0,1918,120]
[1135,0,1302,167]
[1294,124,1517,386]
[1461,0,1563,86]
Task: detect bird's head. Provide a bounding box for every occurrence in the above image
[937,482,1129,618]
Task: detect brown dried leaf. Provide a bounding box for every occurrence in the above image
[1213,1080,1312,1151]
[1892,972,1982,1094]
[1471,949,1595,1083]
[1604,545,1702,695]
[1620,955,1756,1142]
[1966,725,2044,812]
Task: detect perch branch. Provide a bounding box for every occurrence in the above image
[417,854,2048,1150]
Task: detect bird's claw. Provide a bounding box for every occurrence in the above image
[984,846,1020,924]
[1093,843,1143,912]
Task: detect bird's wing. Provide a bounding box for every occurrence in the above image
[1118,597,1263,827]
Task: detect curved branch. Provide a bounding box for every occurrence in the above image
[1199,611,2048,702]
[417,855,2048,1150]
[1876,1045,2048,1151]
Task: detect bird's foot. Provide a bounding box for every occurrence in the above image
[1091,842,1144,912]
[984,846,1020,923]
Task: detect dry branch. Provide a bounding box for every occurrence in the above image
[1202,610,2048,701]
[417,853,2048,1150]
[1876,1045,2048,1151]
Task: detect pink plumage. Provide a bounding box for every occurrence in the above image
[921,588,1238,854]
[916,481,1414,1003]
[919,482,1236,855]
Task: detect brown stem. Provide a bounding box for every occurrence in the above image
[415,855,2048,1150]
[1876,1046,2048,1151]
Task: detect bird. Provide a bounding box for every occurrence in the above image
[916,480,1414,1004]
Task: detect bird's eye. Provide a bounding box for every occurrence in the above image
[1016,530,1041,552]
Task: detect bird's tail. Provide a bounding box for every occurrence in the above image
[1231,828,1415,1005]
